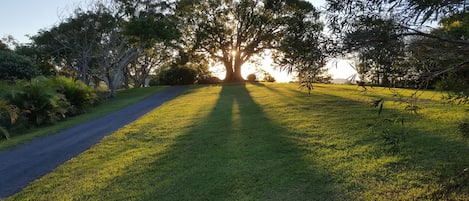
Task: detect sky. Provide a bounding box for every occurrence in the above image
[0,0,85,44]
[0,0,355,81]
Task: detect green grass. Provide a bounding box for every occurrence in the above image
[6,83,469,200]
[0,86,168,151]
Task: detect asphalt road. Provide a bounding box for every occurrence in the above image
[0,86,186,198]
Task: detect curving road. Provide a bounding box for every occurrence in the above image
[0,86,186,198]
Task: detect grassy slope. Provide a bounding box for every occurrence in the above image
[0,86,168,151]
[7,83,469,200]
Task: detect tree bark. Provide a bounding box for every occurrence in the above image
[223,52,245,82]
[224,64,245,82]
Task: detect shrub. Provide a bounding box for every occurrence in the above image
[198,76,222,84]
[0,50,41,80]
[0,100,18,139]
[158,66,198,85]
[247,74,257,82]
[262,74,276,82]
[4,76,69,126]
[148,75,160,86]
[53,76,98,116]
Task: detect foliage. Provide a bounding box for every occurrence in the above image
[0,99,18,139]
[53,76,98,116]
[30,1,181,95]
[262,72,276,82]
[32,8,114,84]
[346,17,407,86]
[326,0,469,90]
[408,11,469,102]
[0,86,167,149]
[296,72,332,94]
[0,40,9,51]
[15,45,57,76]
[246,74,257,82]
[0,50,41,80]
[3,77,69,126]
[157,65,198,85]
[273,3,326,89]
[177,0,324,82]
[197,76,222,84]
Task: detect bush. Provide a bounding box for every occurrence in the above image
[0,50,41,80]
[198,76,222,84]
[158,66,198,85]
[0,100,18,139]
[3,76,69,126]
[262,74,276,82]
[53,76,97,116]
[247,74,257,82]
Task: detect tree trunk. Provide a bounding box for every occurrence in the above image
[223,57,245,82]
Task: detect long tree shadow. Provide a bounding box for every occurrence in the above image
[258,83,469,199]
[130,83,347,200]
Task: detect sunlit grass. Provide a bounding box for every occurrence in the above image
[7,83,469,200]
[0,86,168,151]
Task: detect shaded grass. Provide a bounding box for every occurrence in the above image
[7,83,469,200]
[0,86,168,151]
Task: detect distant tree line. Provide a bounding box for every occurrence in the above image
[326,0,469,102]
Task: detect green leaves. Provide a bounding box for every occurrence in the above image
[0,51,41,80]
[1,76,96,127]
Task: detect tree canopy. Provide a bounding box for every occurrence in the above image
[176,0,324,82]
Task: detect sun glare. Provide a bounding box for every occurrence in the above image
[209,56,357,83]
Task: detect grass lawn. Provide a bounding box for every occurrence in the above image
[6,83,469,200]
[0,86,168,151]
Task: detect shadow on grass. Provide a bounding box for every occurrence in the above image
[258,83,469,200]
[101,83,347,200]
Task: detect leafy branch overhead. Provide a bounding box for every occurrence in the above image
[326,0,469,98]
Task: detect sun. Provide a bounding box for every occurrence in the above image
[231,50,237,56]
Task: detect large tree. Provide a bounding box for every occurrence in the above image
[177,0,324,82]
[30,0,180,96]
[32,8,115,84]
[118,0,181,88]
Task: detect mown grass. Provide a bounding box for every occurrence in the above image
[6,83,469,200]
[0,86,168,151]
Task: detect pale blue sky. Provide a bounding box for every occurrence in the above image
[0,0,326,44]
[0,0,85,44]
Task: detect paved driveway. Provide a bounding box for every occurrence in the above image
[0,86,186,198]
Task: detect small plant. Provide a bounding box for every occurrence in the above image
[381,128,407,154]
[369,97,413,154]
